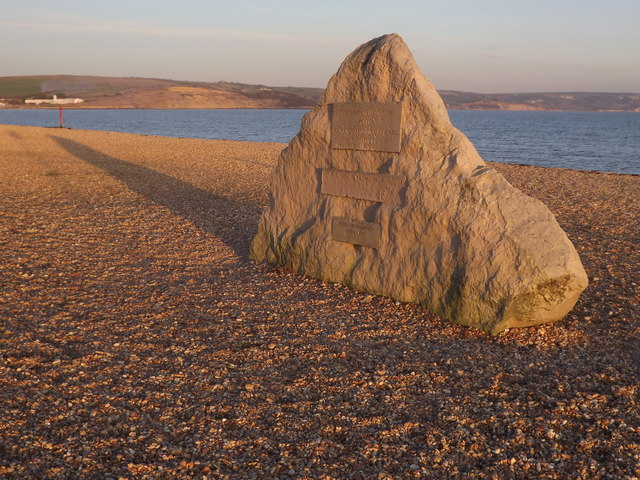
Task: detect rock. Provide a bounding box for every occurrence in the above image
[250,33,588,334]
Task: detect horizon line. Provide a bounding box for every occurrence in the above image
[0,74,639,96]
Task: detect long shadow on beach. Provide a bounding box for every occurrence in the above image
[51,136,260,258]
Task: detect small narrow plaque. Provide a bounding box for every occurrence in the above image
[331,102,402,152]
[321,169,404,205]
[332,217,380,249]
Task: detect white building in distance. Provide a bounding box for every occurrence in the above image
[25,95,84,105]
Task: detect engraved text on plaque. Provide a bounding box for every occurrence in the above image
[321,169,404,205]
[330,102,402,152]
[332,217,381,249]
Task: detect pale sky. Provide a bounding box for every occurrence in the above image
[1,0,639,93]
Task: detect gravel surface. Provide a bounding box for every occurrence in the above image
[1,125,638,479]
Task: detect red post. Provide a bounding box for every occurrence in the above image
[59,107,63,128]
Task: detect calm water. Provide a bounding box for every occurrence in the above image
[1,108,638,175]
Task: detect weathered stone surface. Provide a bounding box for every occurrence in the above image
[250,33,588,334]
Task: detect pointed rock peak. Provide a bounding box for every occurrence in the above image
[322,34,448,125]
[251,34,588,334]
[328,33,411,80]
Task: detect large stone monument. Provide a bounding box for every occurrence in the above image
[250,34,588,334]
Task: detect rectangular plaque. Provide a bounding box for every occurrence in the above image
[330,102,402,152]
[332,217,380,249]
[321,169,404,205]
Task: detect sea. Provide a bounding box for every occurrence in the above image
[1,108,638,175]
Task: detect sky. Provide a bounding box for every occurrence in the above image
[1,0,639,93]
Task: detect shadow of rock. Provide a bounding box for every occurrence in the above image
[51,136,260,258]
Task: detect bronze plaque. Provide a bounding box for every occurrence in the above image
[330,102,402,152]
[332,217,380,249]
[321,169,404,205]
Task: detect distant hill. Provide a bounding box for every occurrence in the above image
[0,75,323,109]
[1,75,639,111]
[440,90,640,112]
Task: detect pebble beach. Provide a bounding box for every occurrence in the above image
[1,125,638,478]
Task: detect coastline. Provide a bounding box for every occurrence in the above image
[2,105,314,110]
[1,125,638,478]
[1,119,637,176]
[5,105,640,112]
[2,75,638,111]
